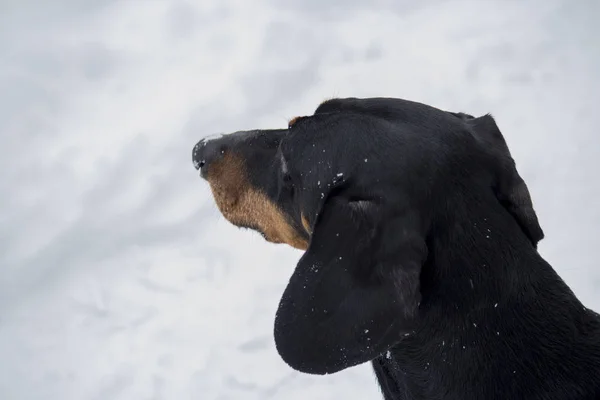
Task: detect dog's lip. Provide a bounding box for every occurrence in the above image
[198,162,209,179]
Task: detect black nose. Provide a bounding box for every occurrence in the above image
[192,134,227,178]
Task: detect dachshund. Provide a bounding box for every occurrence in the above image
[192,97,600,400]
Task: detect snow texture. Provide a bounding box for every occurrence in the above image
[0,0,599,399]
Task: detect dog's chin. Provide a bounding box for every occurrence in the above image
[223,212,310,250]
[234,223,294,247]
[235,223,267,240]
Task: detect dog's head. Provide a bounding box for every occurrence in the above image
[192,97,544,374]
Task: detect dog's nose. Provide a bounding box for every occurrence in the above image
[192,134,227,178]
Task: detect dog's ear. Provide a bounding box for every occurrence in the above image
[274,193,427,375]
[468,114,544,247]
[495,172,544,247]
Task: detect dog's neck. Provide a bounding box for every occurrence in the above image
[375,197,600,399]
[382,196,597,397]
[421,196,575,312]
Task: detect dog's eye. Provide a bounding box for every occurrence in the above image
[283,174,293,188]
[282,168,293,186]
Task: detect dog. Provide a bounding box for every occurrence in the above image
[192,97,600,399]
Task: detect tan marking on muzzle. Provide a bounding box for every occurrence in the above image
[206,153,309,251]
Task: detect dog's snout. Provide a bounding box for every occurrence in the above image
[192,139,206,170]
[192,140,204,170]
[192,135,227,177]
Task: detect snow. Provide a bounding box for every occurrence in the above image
[202,132,228,145]
[1,0,599,399]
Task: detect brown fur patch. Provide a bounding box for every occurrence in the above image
[288,116,302,128]
[206,153,309,250]
[301,213,312,235]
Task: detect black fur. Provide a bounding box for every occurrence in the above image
[193,97,600,399]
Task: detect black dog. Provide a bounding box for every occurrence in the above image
[192,97,600,399]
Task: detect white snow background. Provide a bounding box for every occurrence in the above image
[1,0,599,399]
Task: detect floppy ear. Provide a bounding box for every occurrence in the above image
[468,114,544,247]
[273,194,427,375]
[495,170,544,247]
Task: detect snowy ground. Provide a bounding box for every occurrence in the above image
[1,0,599,399]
